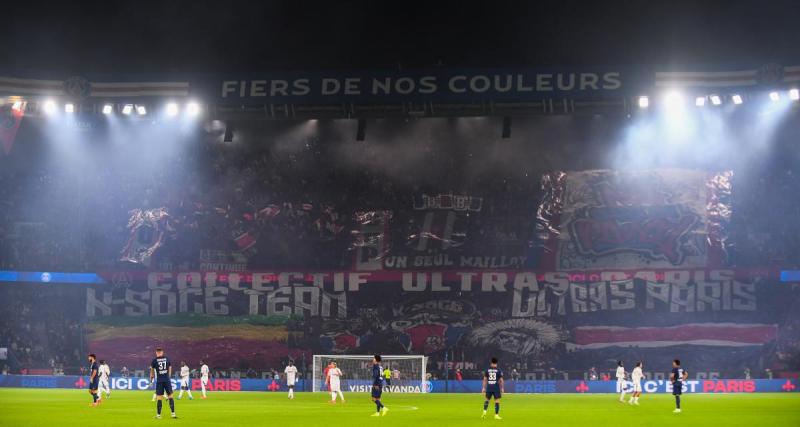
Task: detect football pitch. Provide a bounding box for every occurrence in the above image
[0,389,799,427]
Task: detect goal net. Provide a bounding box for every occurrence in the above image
[312,355,428,393]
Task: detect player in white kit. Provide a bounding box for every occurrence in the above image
[177,361,193,400]
[629,361,644,405]
[284,361,298,399]
[98,360,111,399]
[200,360,210,399]
[615,361,627,402]
[326,362,345,403]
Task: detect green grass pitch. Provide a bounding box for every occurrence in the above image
[0,389,798,427]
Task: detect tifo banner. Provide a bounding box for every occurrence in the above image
[85,315,299,370]
[80,268,799,377]
[1,375,797,394]
[119,208,171,267]
[352,193,532,271]
[532,170,731,271]
[113,169,732,273]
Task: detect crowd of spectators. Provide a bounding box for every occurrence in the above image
[2,117,800,377]
[0,285,83,373]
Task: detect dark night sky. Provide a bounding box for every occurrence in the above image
[1,0,799,74]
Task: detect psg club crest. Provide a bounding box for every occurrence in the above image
[63,76,92,99]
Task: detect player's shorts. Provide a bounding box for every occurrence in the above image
[99,379,109,387]
[617,380,626,390]
[287,382,295,389]
[485,390,502,400]
[89,379,99,390]
[201,376,209,385]
[672,382,683,395]
[632,381,642,393]
[180,378,190,389]
[155,380,173,396]
[371,384,383,398]
[330,382,342,392]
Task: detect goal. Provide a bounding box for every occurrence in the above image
[312,355,428,393]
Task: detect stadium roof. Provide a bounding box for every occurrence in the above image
[2,0,799,73]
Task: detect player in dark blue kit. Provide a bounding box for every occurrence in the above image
[87,353,101,407]
[370,354,389,417]
[481,357,504,420]
[670,359,689,413]
[150,347,177,419]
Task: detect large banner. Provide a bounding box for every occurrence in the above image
[122,169,731,273]
[532,170,731,271]
[82,269,799,377]
[351,193,531,271]
[4,64,800,104]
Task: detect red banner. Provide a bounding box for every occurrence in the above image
[0,103,24,155]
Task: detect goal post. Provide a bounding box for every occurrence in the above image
[312,355,428,393]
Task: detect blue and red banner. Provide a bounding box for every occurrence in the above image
[1,375,797,394]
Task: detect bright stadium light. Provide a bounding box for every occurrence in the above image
[710,94,722,106]
[186,102,200,116]
[731,94,743,105]
[102,104,114,115]
[136,105,147,115]
[769,91,780,102]
[122,104,133,115]
[12,101,23,111]
[65,103,75,113]
[790,88,800,101]
[663,91,684,109]
[637,96,649,109]
[42,100,57,114]
[695,96,706,107]
[166,102,179,117]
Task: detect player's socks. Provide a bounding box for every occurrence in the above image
[178,390,183,399]
[187,391,193,399]
[168,398,175,414]
[157,400,163,415]
[92,393,98,403]
[495,403,500,415]
[675,396,681,409]
[337,391,345,402]
[331,392,336,402]
[483,401,489,411]
[620,391,626,401]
